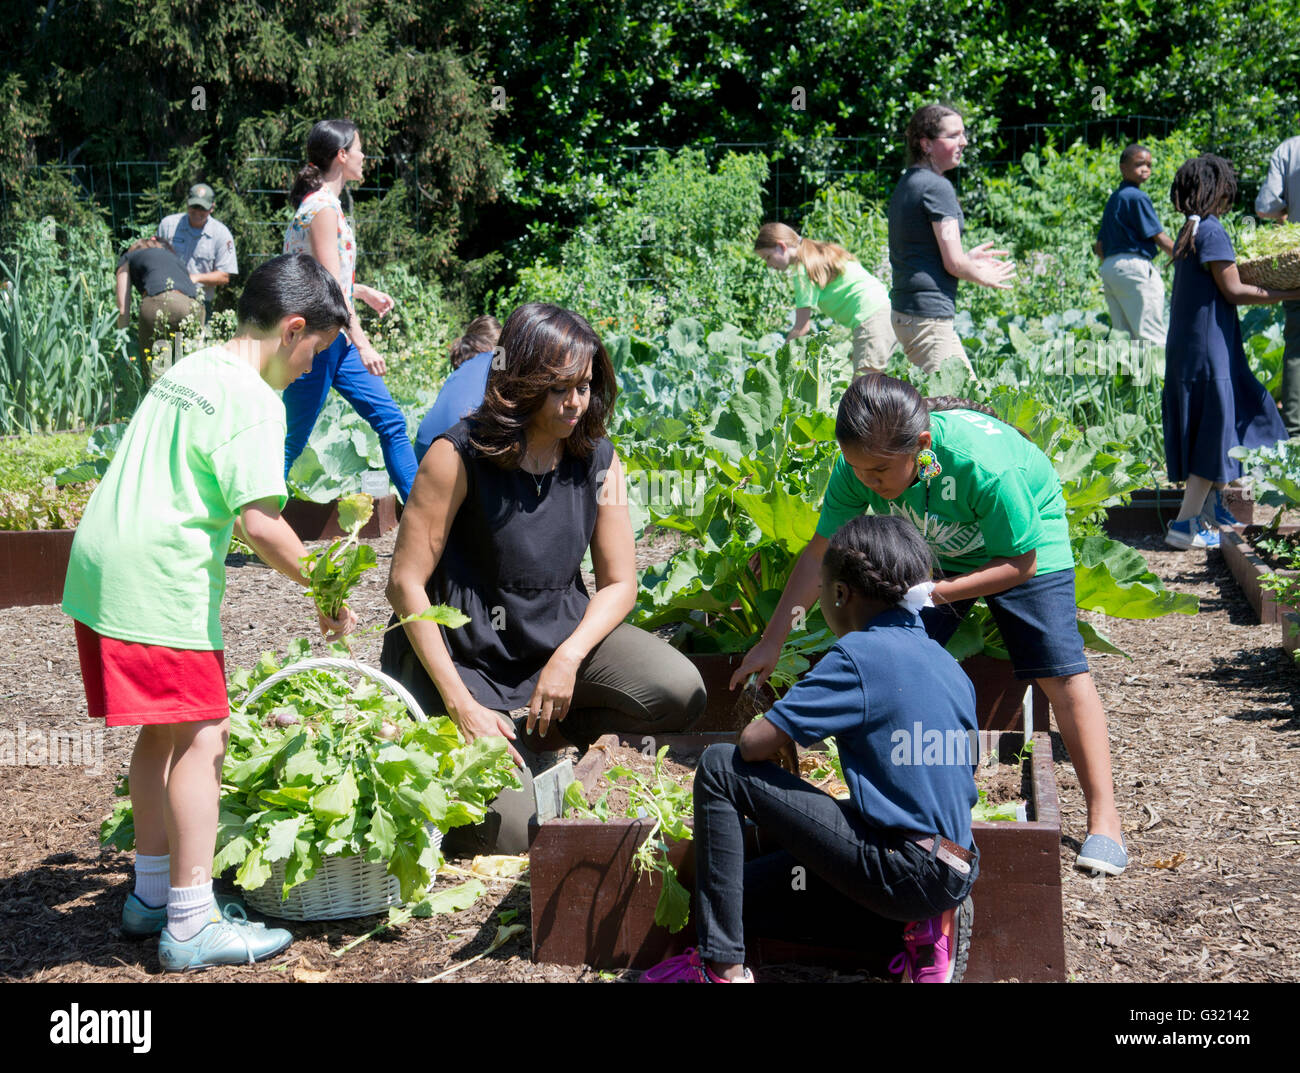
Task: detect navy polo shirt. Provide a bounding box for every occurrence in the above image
[1097,181,1165,260]
[762,608,979,848]
[413,352,493,463]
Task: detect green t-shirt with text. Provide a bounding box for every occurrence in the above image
[815,409,1074,576]
[791,260,888,329]
[62,345,287,649]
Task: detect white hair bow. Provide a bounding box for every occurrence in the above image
[899,582,936,614]
[1188,214,1201,239]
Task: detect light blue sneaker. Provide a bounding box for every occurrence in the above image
[121,891,247,938]
[1075,833,1128,877]
[157,903,292,972]
[1199,489,1240,529]
[1166,518,1220,550]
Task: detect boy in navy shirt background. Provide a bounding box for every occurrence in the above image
[1094,144,1175,345]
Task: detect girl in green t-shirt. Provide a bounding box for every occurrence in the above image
[754,223,894,378]
[732,373,1128,878]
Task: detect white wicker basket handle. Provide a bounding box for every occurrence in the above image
[237,656,427,723]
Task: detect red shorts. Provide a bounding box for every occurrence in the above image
[74,621,230,727]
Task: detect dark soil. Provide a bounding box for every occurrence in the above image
[1240,525,1300,571]
[4,517,1300,982]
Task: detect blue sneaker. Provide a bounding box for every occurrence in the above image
[1166,518,1220,550]
[157,903,291,972]
[1075,833,1128,877]
[120,891,247,938]
[1199,489,1240,529]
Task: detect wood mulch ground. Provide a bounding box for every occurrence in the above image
[2,520,1297,983]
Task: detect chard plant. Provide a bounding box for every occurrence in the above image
[564,745,694,933]
[301,492,377,622]
[102,638,520,904]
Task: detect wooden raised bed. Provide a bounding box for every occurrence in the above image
[1283,612,1300,659]
[1220,525,1300,626]
[529,729,1064,982]
[0,529,75,608]
[1104,486,1252,536]
[681,652,777,732]
[282,493,400,541]
[961,654,1050,733]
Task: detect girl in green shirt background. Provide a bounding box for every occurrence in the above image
[754,223,895,378]
[733,373,1128,877]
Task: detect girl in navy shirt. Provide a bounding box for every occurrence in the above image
[644,515,978,984]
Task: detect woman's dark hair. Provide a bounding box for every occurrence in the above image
[467,303,616,466]
[450,314,502,370]
[904,103,962,167]
[237,253,351,334]
[125,236,177,255]
[824,514,934,605]
[836,374,1024,454]
[1170,154,1237,261]
[289,119,360,208]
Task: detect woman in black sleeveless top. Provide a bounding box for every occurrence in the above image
[382,303,705,852]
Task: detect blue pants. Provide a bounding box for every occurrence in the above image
[282,332,417,502]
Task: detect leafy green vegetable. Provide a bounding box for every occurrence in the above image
[301,492,377,620]
[1239,222,1300,261]
[565,746,694,933]
[101,641,520,905]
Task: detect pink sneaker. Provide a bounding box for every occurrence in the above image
[641,948,755,983]
[888,897,973,983]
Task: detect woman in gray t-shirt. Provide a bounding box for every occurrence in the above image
[887,105,1015,374]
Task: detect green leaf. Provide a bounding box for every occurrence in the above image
[235,845,272,891]
[264,815,306,862]
[387,837,426,903]
[421,878,486,915]
[312,767,360,823]
[337,492,374,535]
[1074,536,1199,618]
[368,804,398,857]
[212,833,254,875]
[653,864,691,933]
[732,487,821,553]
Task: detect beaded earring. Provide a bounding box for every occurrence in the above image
[916,448,942,480]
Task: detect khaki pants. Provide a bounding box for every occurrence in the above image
[890,310,975,377]
[1099,254,1166,345]
[850,306,897,376]
[139,291,203,388]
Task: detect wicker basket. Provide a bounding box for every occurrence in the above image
[1238,246,1300,290]
[234,657,443,921]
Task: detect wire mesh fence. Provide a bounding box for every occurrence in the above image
[0,114,1225,273]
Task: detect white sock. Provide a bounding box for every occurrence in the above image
[1175,476,1214,523]
[133,853,170,908]
[167,882,215,941]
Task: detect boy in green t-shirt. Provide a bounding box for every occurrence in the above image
[62,253,354,971]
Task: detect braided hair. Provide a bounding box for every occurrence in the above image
[824,515,933,605]
[1170,154,1237,261]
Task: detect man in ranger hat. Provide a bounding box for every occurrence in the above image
[157,183,239,322]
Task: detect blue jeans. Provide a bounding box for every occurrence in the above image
[693,744,977,965]
[282,332,418,501]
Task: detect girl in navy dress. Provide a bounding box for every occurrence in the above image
[1163,154,1300,550]
[644,515,978,984]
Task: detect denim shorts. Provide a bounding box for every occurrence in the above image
[920,567,1089,680]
